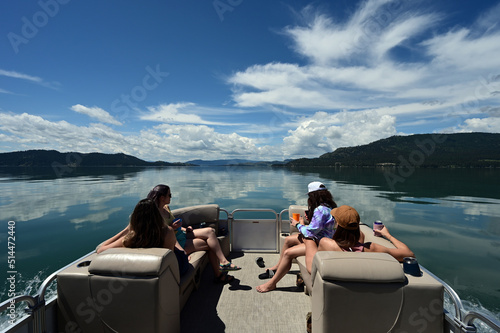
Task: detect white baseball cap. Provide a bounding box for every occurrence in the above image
[308,181,327,193]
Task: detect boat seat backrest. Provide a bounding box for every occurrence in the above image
[172,204,230,259]
[172,204,220,228]
[57,248,181,333]
[311,251,443,333]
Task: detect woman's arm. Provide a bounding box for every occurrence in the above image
[296,206,329,238]
[367,226,415,262]
[163,226,176,251]
[96,226,129,254]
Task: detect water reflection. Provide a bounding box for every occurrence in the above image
[0,166,499,315]
[304,167,500,200]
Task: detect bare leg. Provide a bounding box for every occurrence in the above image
[303,238,318,274]
[268,234,301,271]
[256,244,305,293]
[184,238,227,278]
[188,227,233,265]
[208,246,223,278]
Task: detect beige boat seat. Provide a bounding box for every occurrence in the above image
[309,251,443,333]
[57,248,181,333]
[172,204,229,257]
[57,204,228,333]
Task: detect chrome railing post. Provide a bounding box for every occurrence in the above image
[25,295,45,333]
[464,311,500,332]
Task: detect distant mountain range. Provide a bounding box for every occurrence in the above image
[284,132,500,168]
[187,159,289,166]
[1,133,499,168]
[0,150,190,167]
[0,151,287,167]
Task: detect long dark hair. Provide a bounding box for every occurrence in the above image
[147,184,170,208]
[307,190,337,221]
[123,199,164,248]
[332,226,360,249]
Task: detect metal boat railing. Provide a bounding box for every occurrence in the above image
[421,266,500,333]
[2,209,500,333]
[0,250,95,333]
[228,208,281,252]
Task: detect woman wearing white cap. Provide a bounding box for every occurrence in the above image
[256,181,337,293]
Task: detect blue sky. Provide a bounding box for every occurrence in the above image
[1,0,500,162]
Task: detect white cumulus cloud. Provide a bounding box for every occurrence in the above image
[282,110,398,158]
[140,103,231,126]
[71,104,122,126]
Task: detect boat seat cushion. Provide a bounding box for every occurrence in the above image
[88,247,180,282]
[172,204,220,228]
[312,251,405,283]
[58,247,181,333]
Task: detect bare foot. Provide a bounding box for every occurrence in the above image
[256,281,276,293]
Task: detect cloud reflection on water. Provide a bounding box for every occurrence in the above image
[0,166,499,313]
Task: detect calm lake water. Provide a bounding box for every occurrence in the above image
[1,166,499,325]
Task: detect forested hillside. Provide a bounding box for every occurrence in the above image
[0,150,185,167]
[285,133,500,168]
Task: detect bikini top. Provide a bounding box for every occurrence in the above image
[162,206,175,226]
[341,242,368,252]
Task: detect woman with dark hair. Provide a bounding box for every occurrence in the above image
[319,205,414,261]
[97,199,191,275]
[256,181,337,293]
[147,184,239,284]
[97,199,176,253]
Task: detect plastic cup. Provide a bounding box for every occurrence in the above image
[373,220,383,235]
[373,220,383,231]
[292,213,300,221]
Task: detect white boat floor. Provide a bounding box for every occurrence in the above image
[180,252,311,333]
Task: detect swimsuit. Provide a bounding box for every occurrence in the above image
[174,248,189,276]
[161,206,190,275]
[342,242,365,252]
[162,206,187,248]
[174,228,187,248]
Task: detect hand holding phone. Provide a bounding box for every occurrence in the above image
[172,218,182,230]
